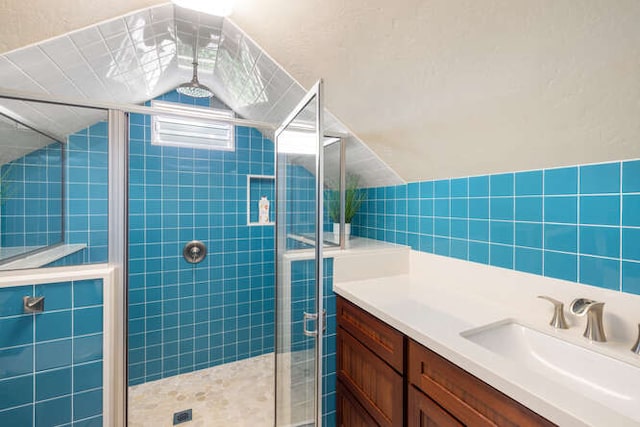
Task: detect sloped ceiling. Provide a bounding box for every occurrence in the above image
[1,0,640,182]
[0,3,402,187]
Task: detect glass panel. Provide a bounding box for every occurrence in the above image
[0,98,108,269]
[275,85,323,426]
[323,138,342,246]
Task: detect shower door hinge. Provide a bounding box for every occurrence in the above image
[303,310,326,337]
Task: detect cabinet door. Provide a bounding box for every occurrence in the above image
[337,326,404,427]
[408,340,555,427]
[408,385,463,427]
[337,380,380,427]
[337,296,405,372]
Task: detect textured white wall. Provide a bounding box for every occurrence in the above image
[2,0,640,181]
[232,0,640,180]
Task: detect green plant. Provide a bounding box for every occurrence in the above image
[325,174,366,224]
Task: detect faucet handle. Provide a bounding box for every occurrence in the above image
[538,295,569,329]
[631,324,640,355]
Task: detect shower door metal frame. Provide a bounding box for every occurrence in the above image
[274,79,325,426]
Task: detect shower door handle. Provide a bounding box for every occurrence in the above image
[303,310,326,337]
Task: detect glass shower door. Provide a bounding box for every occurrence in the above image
[275,80,325,426]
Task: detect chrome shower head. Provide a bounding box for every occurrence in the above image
[177,61,213,98]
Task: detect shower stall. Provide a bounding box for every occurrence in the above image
[0,74,343,426]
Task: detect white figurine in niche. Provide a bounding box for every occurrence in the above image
[259,196,270,224]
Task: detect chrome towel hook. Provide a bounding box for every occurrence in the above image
[23,296,45,313]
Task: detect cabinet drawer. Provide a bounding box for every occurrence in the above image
[408,340,555,427]
[337,380,380,427]
[337,296,404,372]
[338,326,403,427]
[408,385,463,427]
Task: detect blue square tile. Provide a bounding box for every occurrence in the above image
[450,239,468,260]
[544,196,577,223]
[622,261,640,294]
[490,197,513,220]
[434,218,449,236]
[580,163,620,194]
[545,167,578,195]
[579,256,620,290]
[36,310,72,342]
[490,244,513,269]
[434,237,450,256]
[0,345,33,380]
[419,181,433,198]
[544,251,577,282]
[0,316,33,348]
[580,195,620,226]
[35,282,71,311]
[515,247,543,275]
[434,199,449,217]
[490,173,514,197]
[469,242,489,264]
[579,226,620,258]
[450,178,468,197]
[36,395,71,427]
[36,367,72,400]
[73,279,103,307]
[490,221,513,245]
[515,171,543,196]
[434,180,450,198]
[469,220,489,242]
[515,222,543,249]
[469,176,489,197]
[74,361,102,392]
[623,227,640,261]
[451,199,467,218]
[0,375,32,410]
[0,404,32,427]
[74,307,102,336]
[36,339,72,371]
[469,198,489,219]
[623,195,640,226]
[0,286,33,317]
[515,197,542,222]
[544,224,577,253]
[450,219,468,239]
[407,182,419,198]
[419,217,433,235]
[623,160,640,193]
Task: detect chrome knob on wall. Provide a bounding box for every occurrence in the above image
[183,240,207,264]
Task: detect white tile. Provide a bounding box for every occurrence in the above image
[98,17,127,39]
[69,27,104,48]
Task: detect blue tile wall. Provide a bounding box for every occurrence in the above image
[289,257,336,425]
[65,122,109,264]
[353,160,640,295]
[0,279,104,426]
[1,143,63,248]
[127,91,275,386]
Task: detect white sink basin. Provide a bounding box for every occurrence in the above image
[461,320,640,422]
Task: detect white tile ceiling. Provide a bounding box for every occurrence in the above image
[0,4,402,187]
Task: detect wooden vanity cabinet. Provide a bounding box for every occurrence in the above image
[337,297,404,427]
[336,296,555,427]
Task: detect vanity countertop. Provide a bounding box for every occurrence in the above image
[334,252,640,427]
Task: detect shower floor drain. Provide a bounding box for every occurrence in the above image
[173,409,192,425]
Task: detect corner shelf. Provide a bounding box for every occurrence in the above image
[247,174,275,226]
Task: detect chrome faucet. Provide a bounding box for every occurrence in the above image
[570,298,606,342]
[537,296,568,329]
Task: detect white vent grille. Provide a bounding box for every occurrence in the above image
[151,101,235,151]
